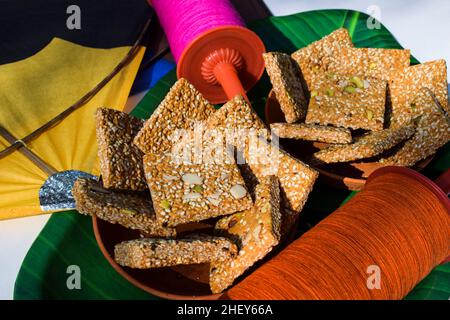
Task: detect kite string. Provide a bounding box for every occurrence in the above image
[225,172,450,300]
[152,0,245,62]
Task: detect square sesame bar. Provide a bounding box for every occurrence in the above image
[96,108,147,191]
[291,28,353,88]
[381,90,450,166]
[389,60,448,126]
[205,95,268,150]
[305,73,387,131]
[143,149,253,227]
[72,178,175,237]
[206,95,266,132]
[133,78,216,154]
[210,176,281,293]
[270,123,352,144]
[327,47,410,81]
[263,52,308,123]
[243,137,318,214]
[114,235,238,269]
[313,124,415,164]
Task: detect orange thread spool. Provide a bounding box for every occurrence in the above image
[225,167,450,300]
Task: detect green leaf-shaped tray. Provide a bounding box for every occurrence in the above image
[14,9,450,300]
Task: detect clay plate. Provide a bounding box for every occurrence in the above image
[93,210,298,300]
[93,216,223,300]
[265,90,433,190]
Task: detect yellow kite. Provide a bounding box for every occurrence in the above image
[0,38,145,219]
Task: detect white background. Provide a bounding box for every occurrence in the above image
[1,0,449,300]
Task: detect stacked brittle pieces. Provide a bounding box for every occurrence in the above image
[264,28,450,171]
[71,28,450,295]
[72,78,318,294]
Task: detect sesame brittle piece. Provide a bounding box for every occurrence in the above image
[243,137,318,214]
[381,90,450,166]
[206,95,266,132]
[96,108,147,191]
[114,235,237,269]
[313,125,415,164]
[143,149,253,227]
[263,52,308,123]
[291,28,353,88]
[72,178,175,237]
[210,176,281,293]
[305,73,387,131]
[327,47,410,81]
[133,78,216,154]
[389,60,448,126]
[205,95,268,150]
[271,123,352,144]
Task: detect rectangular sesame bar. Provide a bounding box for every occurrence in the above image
[291,28,354,88]
[305,73,387,131]
[114,235,238,269]
[205,95,268,149]
[243,136,318,214]
[143,147,253,227]
[270,123,352,144]
[206,95,267,132]
[263,52,308,123]
[203,95,269,199]
[381,90,450,166]
[210,176,281,293]
[313,124,415,164]
[133,78,216,154]
[96,108,147,191]
[327,47,410,81]
[72,178,175,237]
[389,60,448,126]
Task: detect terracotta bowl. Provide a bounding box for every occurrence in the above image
[265,90,433,190]
[93,217,223,299]
[93,212,298,300]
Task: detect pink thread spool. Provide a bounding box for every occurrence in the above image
[150,0,266,104]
